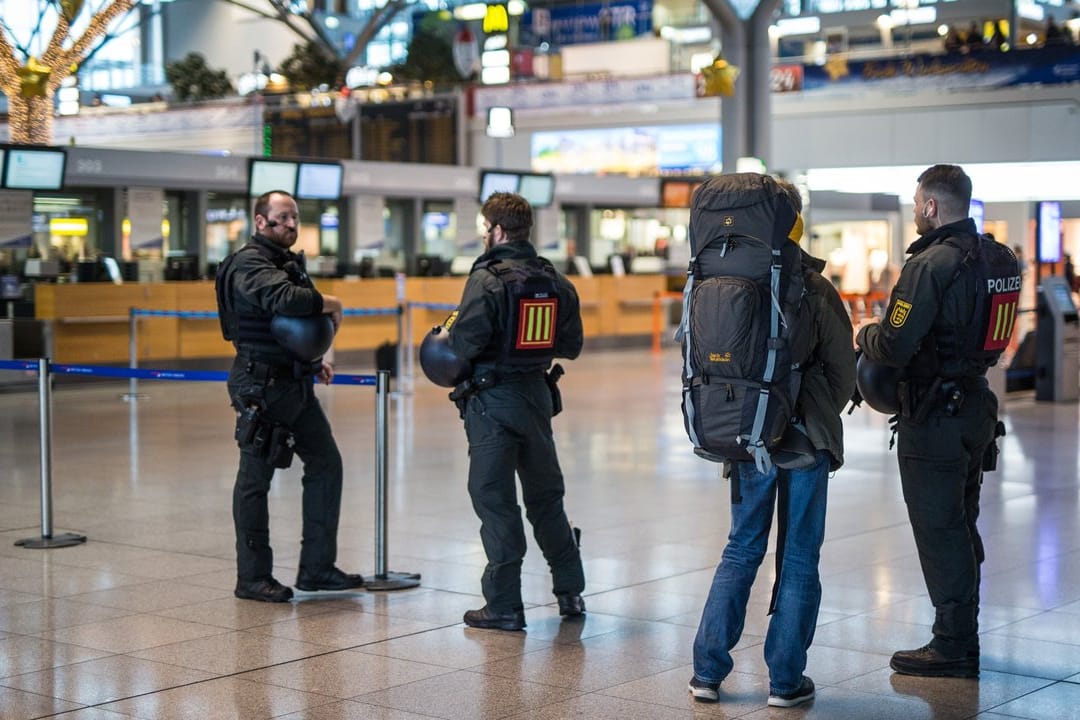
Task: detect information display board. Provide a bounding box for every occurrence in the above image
[2,146,66,190]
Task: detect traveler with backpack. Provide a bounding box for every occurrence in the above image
[686,176,855,708]
[216,190,363,602]
[857,165,1020,678]
[444,191,586,631]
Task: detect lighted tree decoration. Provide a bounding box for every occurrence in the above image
[0,0,136,145]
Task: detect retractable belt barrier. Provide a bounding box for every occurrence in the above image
[0,358,419,590]
[127,306,401,398]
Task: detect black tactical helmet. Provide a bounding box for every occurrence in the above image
[856,353,904,415]
[270,314,335,362]
[420,325,471,387]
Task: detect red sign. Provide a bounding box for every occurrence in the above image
[771,64,804,93]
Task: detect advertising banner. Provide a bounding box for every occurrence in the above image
[0,191,33,249]
[128,187,165,251]
[800,46,1080,95]
[520,0,653,47]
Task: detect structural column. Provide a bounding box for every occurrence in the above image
[700,0,781,171]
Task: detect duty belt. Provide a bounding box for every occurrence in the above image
[899,374,988,422]
[240,354,321,381]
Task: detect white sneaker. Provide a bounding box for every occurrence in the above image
[688,676,720,702]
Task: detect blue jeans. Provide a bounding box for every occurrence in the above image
[692,450,830,695]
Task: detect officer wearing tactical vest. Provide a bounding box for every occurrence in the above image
[216,189,363,603]
[444,191,585,631]
[857,165,1020,678]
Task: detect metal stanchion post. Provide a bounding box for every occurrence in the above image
[393,304,411,396]
[122,308,146,402]
[363,370,420,590]
[16,358,87,549]
[405,301,415,391]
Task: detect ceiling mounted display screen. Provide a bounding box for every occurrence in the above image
[296,162,343,200]
[479,171,519,202]
[3,146,67,190]
[248,159,298,197]
[517,173,555,208]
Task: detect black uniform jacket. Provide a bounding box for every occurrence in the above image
[449,241,583,373]
[857,218,983,379]
[222,234,325,362]
[799,250,857,471]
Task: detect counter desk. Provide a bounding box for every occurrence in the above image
[33,274,665,365]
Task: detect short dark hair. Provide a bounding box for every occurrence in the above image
[482,192,533,244]
[916,164,972,219]
[775,178,803,213]
[253,190,294,220]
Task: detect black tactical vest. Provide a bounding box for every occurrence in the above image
[935,234,1022,375]
[215,241,314,355]
[477,257,562,367]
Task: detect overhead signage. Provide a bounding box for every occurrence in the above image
[519,0,652,47]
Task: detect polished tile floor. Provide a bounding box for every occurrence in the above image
[1,347,1079,719]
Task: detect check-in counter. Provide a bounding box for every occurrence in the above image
[34,274,665,364]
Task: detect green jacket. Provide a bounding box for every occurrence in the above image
[798,250,857,471]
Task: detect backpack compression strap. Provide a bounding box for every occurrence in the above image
[747,248,784,474]
[677,257,701,449]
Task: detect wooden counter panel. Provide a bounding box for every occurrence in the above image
[334,316,400,351]
[178,319,231,359]
[37,275,666,363]
[605,275,665,335]
[324,278,399,311]
[53,322,137,364]
[36,283,178,319]
[174,282,218,311]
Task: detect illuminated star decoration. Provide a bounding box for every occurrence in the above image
[17,57,52,98]
[824,54,849,82]
[60,0,86,21]
[702,55,740,97]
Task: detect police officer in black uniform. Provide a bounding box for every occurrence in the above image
[857,165,1015,677]
[448,191,585,630]
[216,190,363,602]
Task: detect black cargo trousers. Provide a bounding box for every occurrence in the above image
[227,353,344,583]
[463,373,585,613]
[896,384,998,657]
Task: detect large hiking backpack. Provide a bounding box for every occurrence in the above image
[677,173,811,473]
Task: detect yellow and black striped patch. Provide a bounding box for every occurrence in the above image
[515,299,557,350]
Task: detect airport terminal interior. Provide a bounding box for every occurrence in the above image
[1,347,1079,720]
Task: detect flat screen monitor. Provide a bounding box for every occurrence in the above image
[969,199,984,234]
[164,254,200,281]
[248,159,298,197]
[1051,278,1077,314]
[479,171,518,202]
[518,173,555,208]
[3,147,66,190]
[415,254,447,277]
[296,161,343,200]
[1037,200,1062,264]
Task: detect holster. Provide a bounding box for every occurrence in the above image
[899,377,943,424]
[234,403,295,469]
[982,420,1006,472]
[546,363,565,417]
[449,371,496,419]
